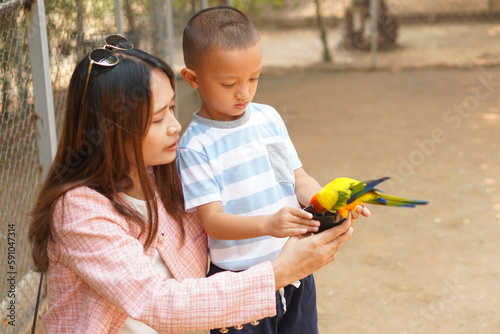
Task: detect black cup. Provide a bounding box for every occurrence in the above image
[304,206,347,233]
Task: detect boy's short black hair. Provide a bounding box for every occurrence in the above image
[182,6,260,69]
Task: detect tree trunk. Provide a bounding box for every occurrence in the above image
[124,0,141,48]
[76,0,85,59]
[314,0,332,63]
[150,0,167,60]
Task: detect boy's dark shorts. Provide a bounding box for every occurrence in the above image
[208,263,319,334]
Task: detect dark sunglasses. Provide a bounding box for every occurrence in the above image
[81,34,134,104]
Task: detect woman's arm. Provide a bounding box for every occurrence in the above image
[51,188,276,332]
[51,188,365,332]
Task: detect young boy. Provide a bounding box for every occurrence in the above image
[178,6,323,334]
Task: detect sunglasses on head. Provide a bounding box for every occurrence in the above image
[81,34,134,105]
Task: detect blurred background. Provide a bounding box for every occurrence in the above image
[1,0,500,333]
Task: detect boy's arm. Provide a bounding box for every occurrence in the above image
[196,201,318,240]
[294,167,322,207]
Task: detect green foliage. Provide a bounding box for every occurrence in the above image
[46,0,115,19]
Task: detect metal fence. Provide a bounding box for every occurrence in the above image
[1,1,48,333]
[1,0,499,332]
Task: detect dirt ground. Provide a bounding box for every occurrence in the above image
[24,22,500,334]
[177,65,500,333]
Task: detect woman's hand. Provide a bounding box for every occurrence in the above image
[271,205,369,289]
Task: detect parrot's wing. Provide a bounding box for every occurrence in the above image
[347,176,391,204]
[333,190,351,211]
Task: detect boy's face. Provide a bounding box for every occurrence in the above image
[189,42,262,121]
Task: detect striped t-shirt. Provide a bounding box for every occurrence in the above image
[177,103,302,271]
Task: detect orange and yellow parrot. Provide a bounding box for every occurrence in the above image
[309,176,428,218]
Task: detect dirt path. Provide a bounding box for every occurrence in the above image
[177,65,500,333]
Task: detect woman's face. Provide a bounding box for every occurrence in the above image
[141,69,181,167]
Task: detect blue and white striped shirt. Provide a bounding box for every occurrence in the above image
[177,103,302,271]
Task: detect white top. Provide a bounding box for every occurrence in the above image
[119,193,172,334]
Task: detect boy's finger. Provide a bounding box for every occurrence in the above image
[362,206,371,217]
[292,207,313,219]
[294,218,320,229]
[354,205,371,217]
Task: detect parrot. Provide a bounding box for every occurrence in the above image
[309,176,428,218]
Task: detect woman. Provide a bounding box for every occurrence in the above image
[29,35,363,333]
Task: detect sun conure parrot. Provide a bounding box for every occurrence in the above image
[309,176,428,218]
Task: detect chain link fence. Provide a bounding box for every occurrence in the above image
[1,0,499,332]
[1,1,46,333]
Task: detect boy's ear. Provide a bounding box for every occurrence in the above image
[181,68,199,89]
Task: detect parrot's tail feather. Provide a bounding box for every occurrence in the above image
[373,197,388,205]
[371,193,429,207]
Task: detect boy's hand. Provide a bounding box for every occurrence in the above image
[265,207,320,237]
[352,204,371,220]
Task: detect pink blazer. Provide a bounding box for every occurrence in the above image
[44,187,276,333]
